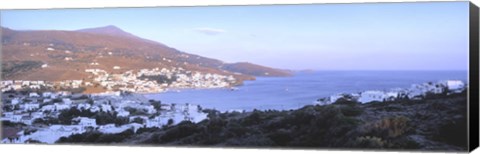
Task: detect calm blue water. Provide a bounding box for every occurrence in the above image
[145,71,467,112]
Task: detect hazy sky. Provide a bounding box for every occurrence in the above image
[0,2,469,70]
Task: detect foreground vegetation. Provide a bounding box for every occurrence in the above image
[57,91,467,151]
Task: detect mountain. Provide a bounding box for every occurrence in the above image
[221,62,292,76]
[1,26,291,82]
[76,25,166,46]
[77,25,137,38]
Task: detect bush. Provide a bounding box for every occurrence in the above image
[242,111,262,126]
[131,117,145,124]
[267,129,293,146]
[114,117,129,126]
[339,105,363,117]
[334,97,359,105]
[435,118,467,147]
[2,120,27,127]
[225,121,248,137]
[351,136,386,149]
[57,129,134,143]
[159,121,200,143]
[364,116,411,139]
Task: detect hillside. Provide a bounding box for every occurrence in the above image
[0,26,291,83]
[56,90,467,151]
[221,62,292,77]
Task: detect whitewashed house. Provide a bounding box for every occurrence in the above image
[22,81,30,86]
[2,112,14,117]
[1,112,14,121]
[10,115,24,122]
[54,103,70,111]
[62,98,72,105]
[76,103,91,110]
[29,92,40,98]
[31,112,44,119]
[43,98,52,103]
[42,92,53,98]
[24,103,40,111]
[20,116,34,125]
[11,98,20,105]
[90,106,101,112]
[117,110,130,117]
[442,80,465,93]
[101,104,113,112]
[358,91,388,103]
[40,105,55,112]
[29,85,41,89]
[99,124,116,130]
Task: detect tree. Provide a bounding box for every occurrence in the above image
[150,100,162,111]
[167,119,174,125]
[197,105,203,112]
[114,117,129,126]
[132,117,145,124]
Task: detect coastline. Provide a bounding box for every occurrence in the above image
[1,78,469,149]
[56,88,468,151]
[0,72,466,146]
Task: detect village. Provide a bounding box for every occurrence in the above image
[85,67,237,93]
[0,88,208,144]
[0,65,240,144]
[1,66,238,94]
[316,80,466,105]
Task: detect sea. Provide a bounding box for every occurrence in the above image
[144,70,467,112]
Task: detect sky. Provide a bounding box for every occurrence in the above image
[0,2,470,70]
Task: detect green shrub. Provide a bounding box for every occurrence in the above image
[225,121,248,137]
[435,118,467,147]
[267,129,293,146]
[160,121,200,143]
[334,97,359,105]
[340,105,364,117]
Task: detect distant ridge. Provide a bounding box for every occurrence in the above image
[76,25,167,46]
[1,25,292,82]
[77,25,137,38]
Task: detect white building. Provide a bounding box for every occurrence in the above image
[442,80,465,92]
[11,98,20,105]
[62,98,72,105]
[358,91,387,103]
[24,103,40,111]
[54,103,70,111]
[117,110,130,117]
[76,103,92,110]
[42,92,53,98]
[29,92,40,98]
[40,105,55,112]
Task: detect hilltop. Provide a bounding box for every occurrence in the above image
[1,26,291,83]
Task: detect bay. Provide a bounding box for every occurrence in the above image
[145,70,467,112]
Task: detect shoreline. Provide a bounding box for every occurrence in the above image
[55,89,468,150]
[1,78,469,147]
